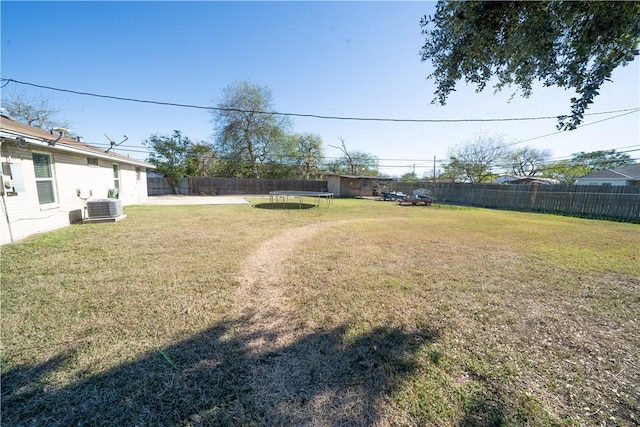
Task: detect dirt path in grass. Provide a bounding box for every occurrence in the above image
[236,220,353,349]
[234,218,402,425]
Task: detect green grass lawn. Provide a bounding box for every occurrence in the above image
[1,199,638,426]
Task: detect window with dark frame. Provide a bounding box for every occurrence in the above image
[113,164,120,193]
[32,153,56,205]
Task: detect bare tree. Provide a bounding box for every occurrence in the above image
[328,138,379,175]
[444,134,507,183]
[186,142,219,177]
[505,146,552,176]
[1,92,70,129]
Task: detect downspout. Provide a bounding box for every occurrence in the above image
[0,139,14,242]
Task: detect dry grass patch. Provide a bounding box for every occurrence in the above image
[1,200,638,426]
[287,208,639,425]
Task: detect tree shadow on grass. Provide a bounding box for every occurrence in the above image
[1,320,439,426]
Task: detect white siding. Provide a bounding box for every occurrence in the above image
[575,178,627,186]
[1,142,149,244]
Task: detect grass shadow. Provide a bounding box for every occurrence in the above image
[253,202,317,210]
[1,320,439,426]
[459,389,507,427]
[1,347,78,408]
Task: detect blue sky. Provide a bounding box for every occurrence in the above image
[2,1,638,177]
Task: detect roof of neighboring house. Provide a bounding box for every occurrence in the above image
[510,177,559,185]
[496,175,521,181]
[578,163,640,180]
[0,115,155,169]
[327,174,393,180]
[496,175,559,184]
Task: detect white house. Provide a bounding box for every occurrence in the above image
[0,115,155,244]
[575,164,640,186]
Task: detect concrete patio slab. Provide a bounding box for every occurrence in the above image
[144,195,250,205]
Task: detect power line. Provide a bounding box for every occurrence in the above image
[510,110,640,146]
[544,147,640,163]
[101,142,639,167]
[2,78,639,124]
[431,111,640,165]
[95,142,451,163]
[5,76,635,174]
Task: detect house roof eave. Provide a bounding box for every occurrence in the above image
[1,114,155,169]
[0,128,156,169]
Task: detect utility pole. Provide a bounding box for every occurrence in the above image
[433,155,437,197]
[433,156,436,185]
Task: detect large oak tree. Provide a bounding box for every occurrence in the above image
[420,1,639,130]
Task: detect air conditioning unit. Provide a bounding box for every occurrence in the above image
[86,199,123,218]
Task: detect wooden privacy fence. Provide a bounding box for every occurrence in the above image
[147,177,327,196]
[148,177,639,222]
[430,183,640,223]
